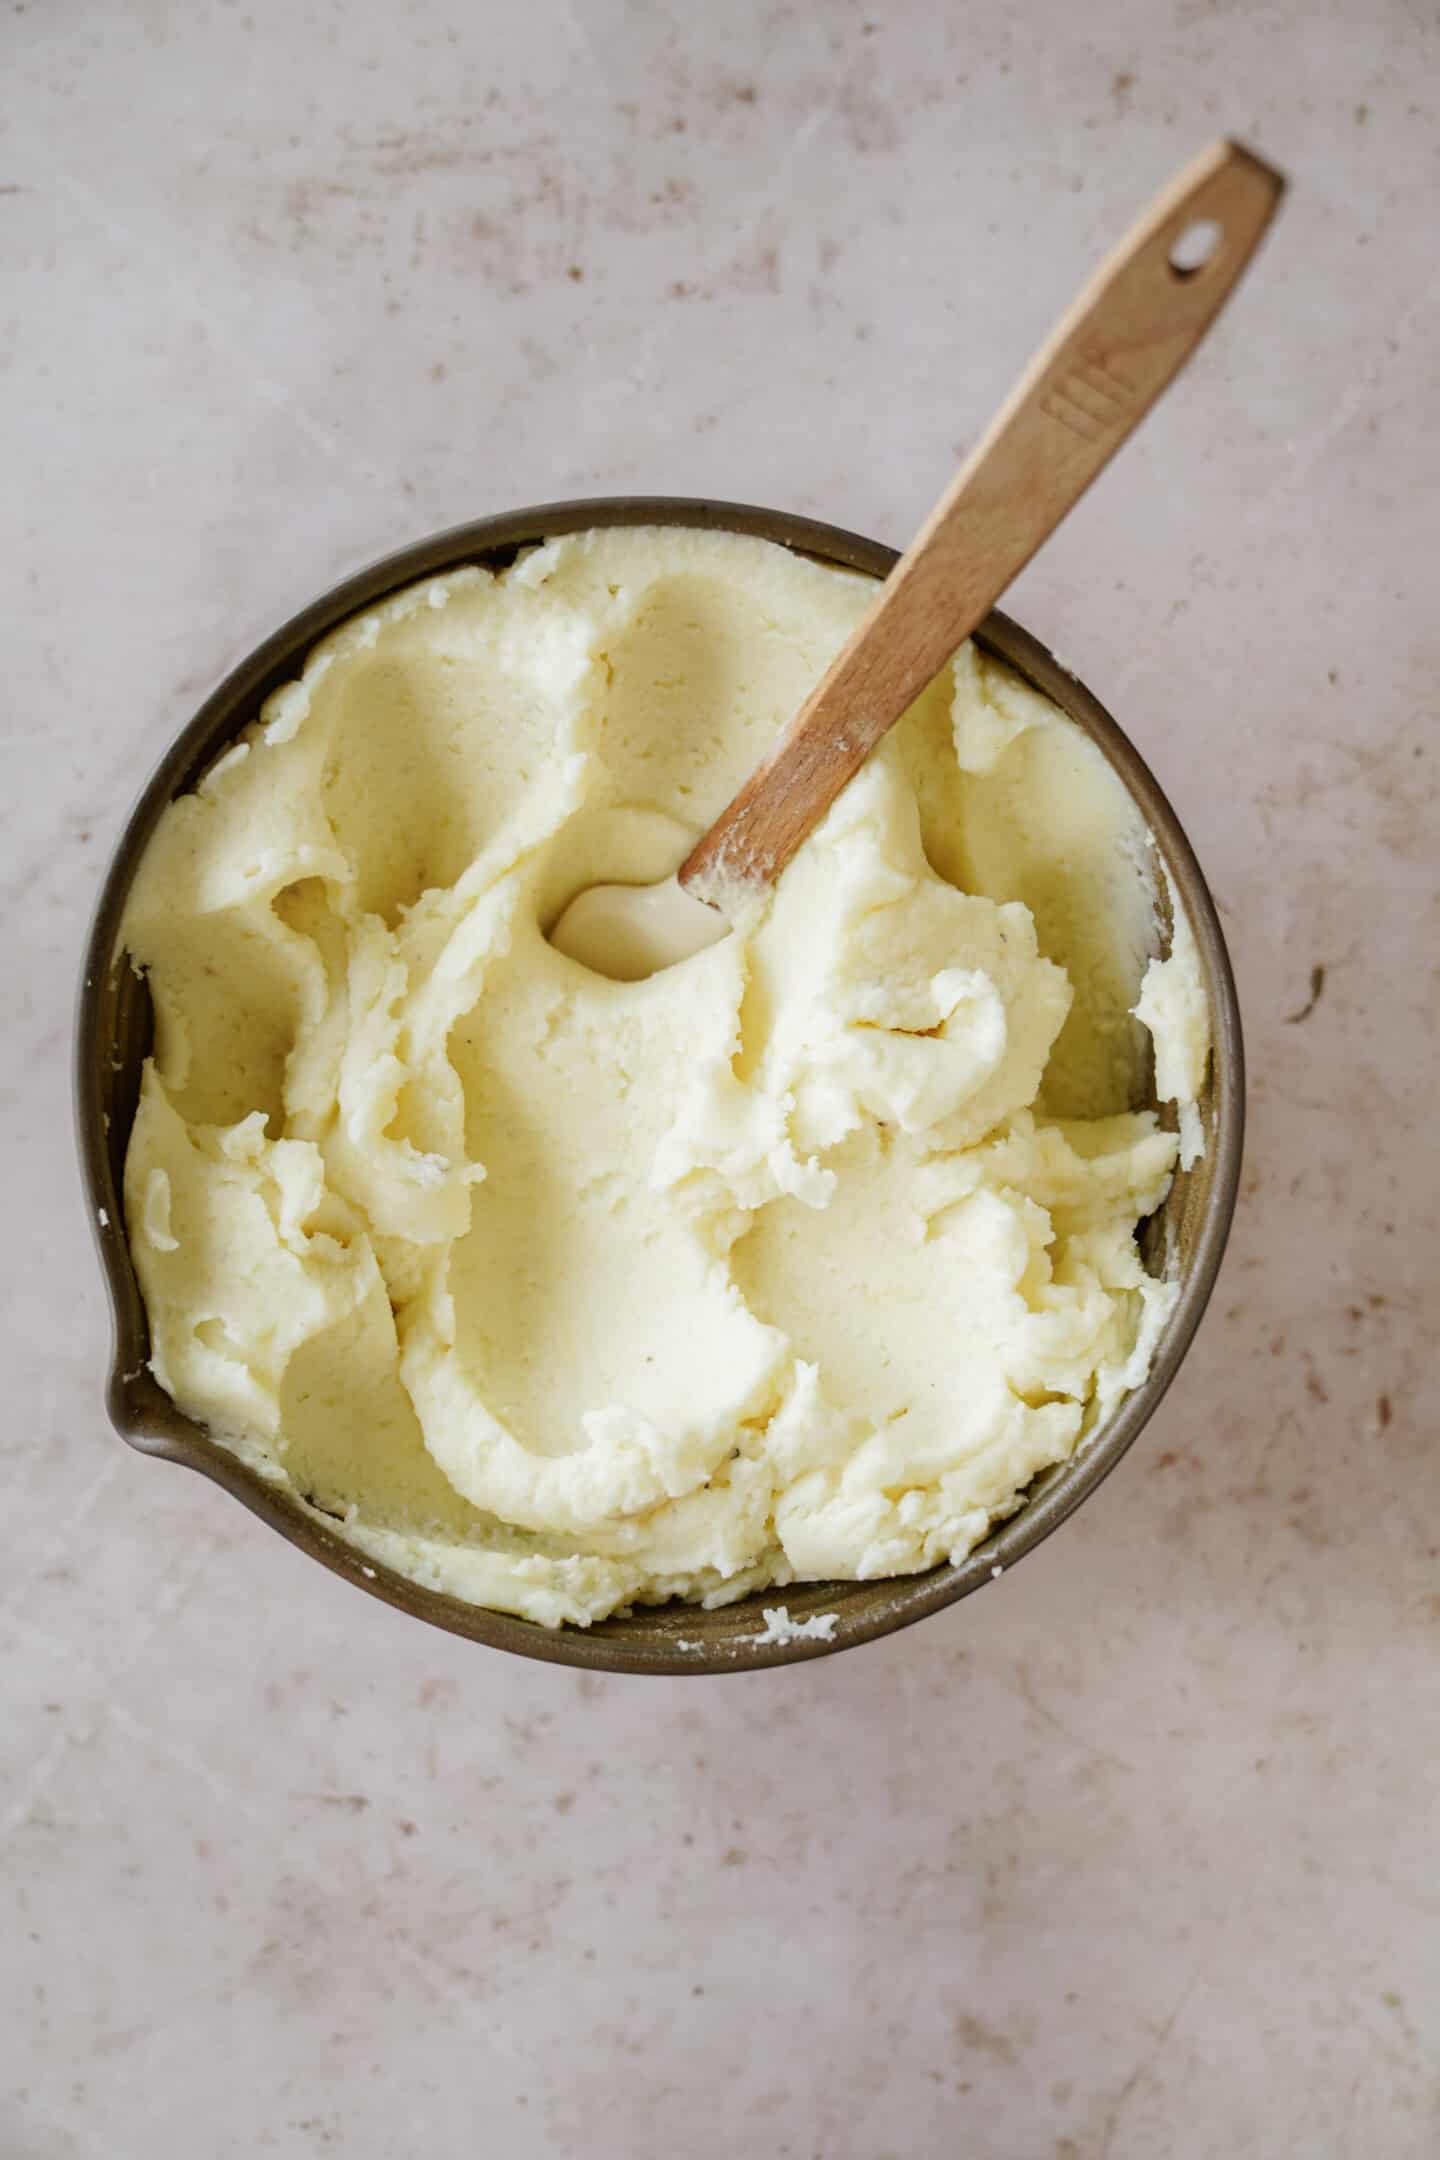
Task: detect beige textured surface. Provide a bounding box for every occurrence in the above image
[5,2,1437,2154]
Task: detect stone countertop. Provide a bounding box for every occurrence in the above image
[4,2,1437,2154]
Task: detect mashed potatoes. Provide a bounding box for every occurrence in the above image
[121,526,1206,1625]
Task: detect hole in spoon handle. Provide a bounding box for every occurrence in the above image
[1168,217,1223,277]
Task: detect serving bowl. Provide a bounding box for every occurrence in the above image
[76,496,1243,1673]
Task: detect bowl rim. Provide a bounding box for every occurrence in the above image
[75,494,1244,1674]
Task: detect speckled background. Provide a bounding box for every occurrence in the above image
[5,1,1438,2154]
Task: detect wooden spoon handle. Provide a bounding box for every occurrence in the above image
[681,137,1285,903]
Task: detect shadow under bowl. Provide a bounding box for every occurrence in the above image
[76,496,1243,1674]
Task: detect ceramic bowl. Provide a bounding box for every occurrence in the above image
[76,497,1243,1673]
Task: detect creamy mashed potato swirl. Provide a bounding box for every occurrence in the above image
[121,527,1207,1625]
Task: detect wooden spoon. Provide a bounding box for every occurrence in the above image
[551,137,1285,981]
